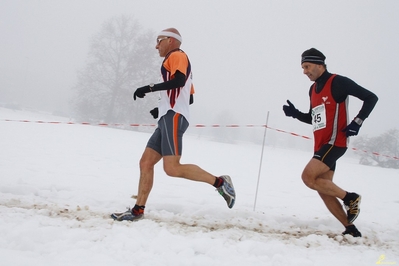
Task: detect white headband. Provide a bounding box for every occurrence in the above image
[158,31,182,43]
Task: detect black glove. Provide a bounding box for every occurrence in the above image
[283,100,299,118]
[150,107,159,119]
[342,120,361,137]
[133,85,151,100]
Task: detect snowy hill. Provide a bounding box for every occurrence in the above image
[0,107,398,266]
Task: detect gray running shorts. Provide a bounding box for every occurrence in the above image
[146,110,189,156]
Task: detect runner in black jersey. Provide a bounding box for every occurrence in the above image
[283,48,378,237]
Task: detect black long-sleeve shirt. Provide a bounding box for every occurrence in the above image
[296,71,378,124]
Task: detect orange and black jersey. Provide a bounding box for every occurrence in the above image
[157,49,193,122]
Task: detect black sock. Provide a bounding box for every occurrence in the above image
[342,192,351,203]
[213,177,224,188]
[132,204,145,215]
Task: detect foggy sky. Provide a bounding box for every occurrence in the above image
[1,0,398,138]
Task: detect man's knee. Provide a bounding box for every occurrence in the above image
[162,156,182,177]
[163,164,180,177]
[139,159,150,171]
[139,157,157,171]
[302,170,316,189]
[139,148,161,171]
[301,158,331,189]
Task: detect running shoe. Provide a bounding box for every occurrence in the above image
[111,208,144,221]
[344,193,361,224]
[216,175,236,208]
[342,224,362,237]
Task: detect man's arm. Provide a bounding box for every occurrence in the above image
[332,76,378,121]
[133,70,186,100]
[333,76,378,137]
[296,106,312,124]
[295,86,313,124]
[283,100,312,124]
[294,86,312,125]
[151,70,186,92]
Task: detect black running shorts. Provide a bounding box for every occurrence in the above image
[146,110,189,156]
[313,144,347,171]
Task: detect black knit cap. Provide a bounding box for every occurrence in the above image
[301,48,326,65]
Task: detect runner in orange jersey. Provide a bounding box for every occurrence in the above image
[112,28,236,221]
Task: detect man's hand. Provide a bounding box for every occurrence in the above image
[283,100,299,118]
[343,119,362,137]
[133,85,151,100]
[150,107,159,119]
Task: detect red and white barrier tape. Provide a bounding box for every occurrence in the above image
[1,119,312,139]
[1,119,157,127]
[1,118,397,160]
[351,147,399,160]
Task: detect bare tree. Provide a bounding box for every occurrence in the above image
[353,128,399,169]
[71,15,160,128]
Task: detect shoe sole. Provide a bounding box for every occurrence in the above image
[110,213,120,220]
[228,198,235,209]
[347,195,361,224]
[111,212,144,221]
[111,211,127,220]
[219,175,236,208]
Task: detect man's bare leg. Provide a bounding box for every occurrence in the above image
[162,155,217,185]
[135,147,162,206]
[162,155,235,208]
[316,171,350,227]
[301,158,346,199]
[301,159,361,236]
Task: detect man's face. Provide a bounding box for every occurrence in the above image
[301,62,324,81]
[155,36,170,57]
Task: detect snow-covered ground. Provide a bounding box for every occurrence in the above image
[0,107,398,266]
